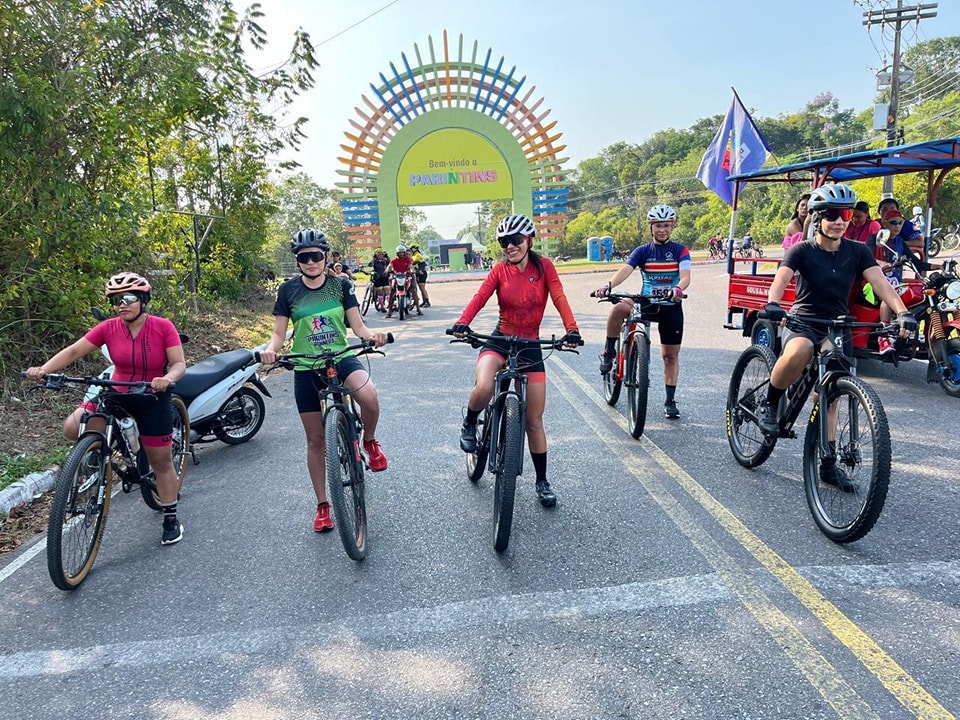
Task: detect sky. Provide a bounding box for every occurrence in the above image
[251,0,958,237]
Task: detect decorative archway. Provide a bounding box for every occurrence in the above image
[337,31,570,256]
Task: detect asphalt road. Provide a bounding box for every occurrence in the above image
[0,264,958,719]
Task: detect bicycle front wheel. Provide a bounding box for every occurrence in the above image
[602,337,622,406]
[626,333,649,439]
[325,407,367,561]
[726,345,778,468]
[493,395,522,553]
[360,284,373,316]
[466,408,489,483]
[803,376,891,543]
[47,435,112,590]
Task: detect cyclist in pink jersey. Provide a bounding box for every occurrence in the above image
[451,214,581,507]
[26,272,187,545]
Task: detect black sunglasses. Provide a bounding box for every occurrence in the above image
[822,208,853,222]
[498,234,526,249]
[296,251,326,264]
[109,294,140,307]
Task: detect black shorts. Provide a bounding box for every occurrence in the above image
[416,273,427,284]
[373,277,390,288]
[479,337,545,376]
[641,302,684,345]
[293,356,365,414]
[783,316,852,350]
[85,391,173,443]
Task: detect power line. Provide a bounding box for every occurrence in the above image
[315,1,401,47]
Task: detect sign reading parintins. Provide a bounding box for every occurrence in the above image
[397,128,513,205]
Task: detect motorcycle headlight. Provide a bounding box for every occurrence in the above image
[946,280,960,301]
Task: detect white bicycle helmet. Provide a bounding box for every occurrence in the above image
[496,214,536,239]
[807,184,857,212]
[646,204,677,224]
[396,245,407,253]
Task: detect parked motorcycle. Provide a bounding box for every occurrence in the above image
[848,238,960,397]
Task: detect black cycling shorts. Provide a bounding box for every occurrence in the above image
[479,337,545,376]
[84,391,173,444]
[642,302,684,345]
[373,276,390,288]
[293,356,365,414]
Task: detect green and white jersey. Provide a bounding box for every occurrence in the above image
[273,275,359,370]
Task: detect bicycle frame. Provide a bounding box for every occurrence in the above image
[485,358,528,477]
[772,320,868,462]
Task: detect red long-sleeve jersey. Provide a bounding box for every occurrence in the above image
[457,258,578,338]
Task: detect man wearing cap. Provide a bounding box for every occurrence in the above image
[867,208,945,355]
[845,201,880,244]
[877,198,923,255]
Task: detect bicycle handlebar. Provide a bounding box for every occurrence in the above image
[20,372,169,392]
[445,328,583,350]
[758,313,900,335]
[257,333,395,369]
[590,290,688,302]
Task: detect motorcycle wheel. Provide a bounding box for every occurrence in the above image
[213,387,266,444]
[937,338,960,398]
[927,237,941,257]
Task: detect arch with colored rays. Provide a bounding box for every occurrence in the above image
[337,31,570,257]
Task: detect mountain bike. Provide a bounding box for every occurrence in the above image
[725,314,897,543]
[593,289,684,438]
[23,374,188,590]
[446,329,581,553]
[262,335,393,561]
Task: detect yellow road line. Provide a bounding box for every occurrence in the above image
[549,356,953,720]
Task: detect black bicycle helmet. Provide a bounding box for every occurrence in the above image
[807,184,857,212]
[290,228,330,254]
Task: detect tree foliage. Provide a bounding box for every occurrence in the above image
[0,0,317,380]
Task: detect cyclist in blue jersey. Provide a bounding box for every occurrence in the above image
[595,204,692,419]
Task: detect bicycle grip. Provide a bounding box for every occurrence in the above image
[386,332,395,344]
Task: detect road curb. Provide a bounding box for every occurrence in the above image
[0,468,57,517]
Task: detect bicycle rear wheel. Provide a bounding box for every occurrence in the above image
[325,407,367,561]
[726,345,778,468]
[465,408,489,483]
[626,332,649,439]
[602,337,622,406]
[803,376,891,543]
[47,435,112,590]
[141,396,190,509]
[493,395,522,553]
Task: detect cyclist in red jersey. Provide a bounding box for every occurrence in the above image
[25,272,187,545]
[451,214,581,507]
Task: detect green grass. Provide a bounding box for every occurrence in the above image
[0,448,67,493]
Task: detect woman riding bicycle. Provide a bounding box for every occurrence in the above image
[451,213,581,507]
[595,204,691,419]
[259,229,389,534]
[25,272,187,545]
[755,184,917,482]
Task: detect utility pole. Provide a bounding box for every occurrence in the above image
[862,1,938,195]
[476,205,483,245]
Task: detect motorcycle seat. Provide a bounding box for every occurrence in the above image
[176,349,255,402]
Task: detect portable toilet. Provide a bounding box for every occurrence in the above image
[600,236,614,261]
[587,236,601,261]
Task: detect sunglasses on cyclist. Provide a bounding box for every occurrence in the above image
[822,208,854,222]
[109,294,141,307]
[885,219,904,226]
[296,250,326,264]
[498,234,526,249]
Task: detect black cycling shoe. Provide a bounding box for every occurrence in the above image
[535,480,557,508]
[599,351,614,375]
[755,401,780,437]
[663,400,680,419]
[459,421,477,453]
[819,460,858,492]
